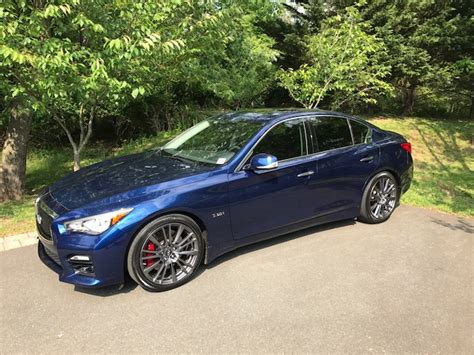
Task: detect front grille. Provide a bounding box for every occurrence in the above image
[36,193,61,241]
[37,208,54,240]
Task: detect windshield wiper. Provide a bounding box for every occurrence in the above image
[161,150,195,165]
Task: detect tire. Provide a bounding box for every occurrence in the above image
[127,214,204,292]
[358,171,399,224]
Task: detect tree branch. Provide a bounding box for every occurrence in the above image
[334,86,374,109]
[78,103,84,146]
[79,105,95,152]
[53,114,78,153]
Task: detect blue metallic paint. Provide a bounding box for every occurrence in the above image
[37,110,413,288]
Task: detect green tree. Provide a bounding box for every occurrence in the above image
[362,0,473,115]
[127,1,279,131]
[1,0,279,202]
[279,5,391,109]
[186,7,279,109]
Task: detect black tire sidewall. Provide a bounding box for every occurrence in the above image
[127,214,204,292]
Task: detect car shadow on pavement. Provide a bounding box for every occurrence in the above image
[72,218,355,297]
[74,277,138,296]
[430,217,473,234]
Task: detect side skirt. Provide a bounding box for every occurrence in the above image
[206,207,357,264]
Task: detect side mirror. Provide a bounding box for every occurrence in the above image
[249,153,279,171]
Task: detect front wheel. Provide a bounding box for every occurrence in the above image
[359,172,399,224]
[127,214,204,292]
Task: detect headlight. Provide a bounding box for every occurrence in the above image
[64,208,133,235]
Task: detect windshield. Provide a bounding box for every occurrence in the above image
[162,116,266,165]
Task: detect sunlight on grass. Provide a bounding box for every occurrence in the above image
[0,196,36,237]
[0,118,472,237]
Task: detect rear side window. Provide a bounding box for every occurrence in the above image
[310,117,353,151]
[253,120,307,161]
[350,120,372,144]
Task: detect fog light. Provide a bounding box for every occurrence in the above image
[76,265,95,274]
[68,255,94,275]
[69,255,91,262]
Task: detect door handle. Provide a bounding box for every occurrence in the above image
[297,170,314,178]
[360,156,374,163]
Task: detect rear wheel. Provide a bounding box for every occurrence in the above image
[359,172,398,224]
[127,214,204,292]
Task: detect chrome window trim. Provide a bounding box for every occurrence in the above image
[234,115,374,173]
[347,117,355,145]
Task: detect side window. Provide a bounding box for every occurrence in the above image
[253,120,307,161]
[311,117,353,151]
[350,120,373,144]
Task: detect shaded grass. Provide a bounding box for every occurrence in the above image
[369,117,473,216]
[0,117,472,237]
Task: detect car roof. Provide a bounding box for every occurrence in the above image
[216,109,354,125]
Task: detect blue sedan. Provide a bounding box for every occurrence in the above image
[37,110,413,291]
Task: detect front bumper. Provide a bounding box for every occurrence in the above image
[37,227,131,288]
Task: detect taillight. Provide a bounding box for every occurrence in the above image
[401,142,412,154]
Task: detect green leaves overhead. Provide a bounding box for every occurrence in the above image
[0,0,279,168]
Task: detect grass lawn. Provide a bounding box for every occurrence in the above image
[0,117,472,237]
[370,117,473,216]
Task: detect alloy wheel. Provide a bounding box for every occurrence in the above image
[138,222,199,286]
[369,176,397,220]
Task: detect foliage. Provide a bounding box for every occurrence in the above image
[0,0,279,169]
[1,0,185,168]
[362,0,474,115]
[278,4,391,109]
[187,19,278,108]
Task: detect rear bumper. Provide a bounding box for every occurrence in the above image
[400,159,414,195]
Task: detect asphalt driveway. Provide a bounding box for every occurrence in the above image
[1,205,473,353]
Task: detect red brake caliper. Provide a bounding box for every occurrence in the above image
[145,242,156,267]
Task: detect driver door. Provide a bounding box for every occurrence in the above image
[227,118,315,240]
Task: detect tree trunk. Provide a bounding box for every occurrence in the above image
[0,103,31,202]
[73,150,81,171]
[469,96,473,120]
[54,105,94,173]
[402,86,416,116]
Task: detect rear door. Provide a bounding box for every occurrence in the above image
[306,116,380,216]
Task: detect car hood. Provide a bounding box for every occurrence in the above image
[49,151,213,210]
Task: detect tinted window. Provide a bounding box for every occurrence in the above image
[253,120,307,160]
[350,120,372,144]
[311,117,353,151]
